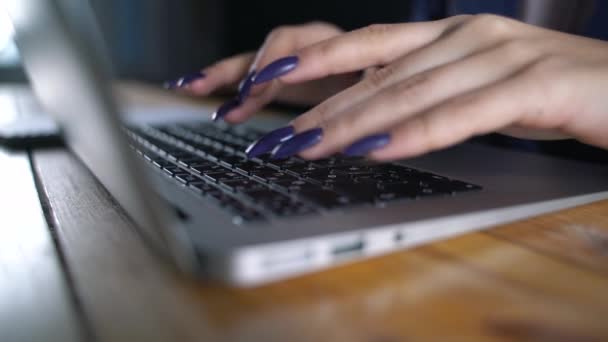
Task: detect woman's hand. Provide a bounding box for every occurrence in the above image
[252,15,608,160]
[170,22,360,123]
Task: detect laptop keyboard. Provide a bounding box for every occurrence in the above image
[126,122,481,224]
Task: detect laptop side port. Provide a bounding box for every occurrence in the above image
[331,239,365,259]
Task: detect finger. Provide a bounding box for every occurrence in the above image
[247,23,342,97]
[280,15,471,84]
[187,52,255,95]
[369,70,544,160]
[297,41,542,159]
[221,81,284,123]
[219,24,344,122]
[291,25,532,131]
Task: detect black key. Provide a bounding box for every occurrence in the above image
[162,166,180,177]
[188,181,214,194]
[283,163,327,175]
[218,155,247,168]
[425,180,481,194]
[271,178,309,192]
[308,172,353,186]
[265,158,305,171]
[233,161,265,175]
[264,171,299,184]
[312,156,366,168]
[177,157,203,168]
[203,170,236,183]
[331,181,384,203]
[242,189,294,211]
[220,179,267,193]
[215,172,248,184]
[380,183,427,199]
[299,169,346,185]
[251,169,288,183]
[331,165,376,176]
[190,163,226,175]
[175,173,200,185]
[297,188,350,208]
[152,159,172,169]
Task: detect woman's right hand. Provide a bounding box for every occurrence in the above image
[170,22,361,123]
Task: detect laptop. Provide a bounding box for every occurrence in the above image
[6,1,608,286]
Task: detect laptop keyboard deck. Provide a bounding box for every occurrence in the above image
[126,123,481,224]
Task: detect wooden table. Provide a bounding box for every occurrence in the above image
[2,84,608,342]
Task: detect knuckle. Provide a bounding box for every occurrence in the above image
[466,14,513,37]
[304,21,341,32]
[363,65,394,89]
[308,101,335,126]
[326,116,356,144]
[316,40,338,60]
[267,25,295,41]
[362,23,393,39]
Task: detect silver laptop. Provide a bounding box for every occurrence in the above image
[7,1,608,286]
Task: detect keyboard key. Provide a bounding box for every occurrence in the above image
[188,181,214,194]
[296,188,350,208]
[233,161,266,175]
[175,173,200,185]
[219,179,267,193]
[162,166,180,177]
[190,163,226,175]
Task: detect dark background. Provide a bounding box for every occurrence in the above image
[4,0,607,83]
[90,0,412,82]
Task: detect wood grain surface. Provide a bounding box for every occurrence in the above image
[0,149,84,342]
[32,148,608,342]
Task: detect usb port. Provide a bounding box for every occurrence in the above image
[331,239,365,258]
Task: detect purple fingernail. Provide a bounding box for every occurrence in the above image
[163,79,180,89]
[271,128,323,159]
[179,71,206,87]
[164,71,206,89]
[212,98,241,121]
[343,133,391,157]
[253,56,299,84]
[237,70,257,101]
[245,125,294,158]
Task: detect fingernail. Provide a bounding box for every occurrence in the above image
[253,56,299,84]
[237,70,257,101]
[271,128,322,159]
[163,79,179,89]
[245,125,294,158]
[212,98,241,121]
[164,71,206,89]
[343,133,391,156]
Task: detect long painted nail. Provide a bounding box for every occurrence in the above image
[164,71,205,89]
[245,126,294,158]
[343,133,391,157]
[212,98,240,121]
[179,71,206,87]
[237,70,257,101]
[271,128,322,159]
[253,56,298,84]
